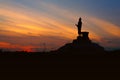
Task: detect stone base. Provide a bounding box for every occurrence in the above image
[73,32,91,44]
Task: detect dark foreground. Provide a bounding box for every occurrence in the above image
[0,51,120,78]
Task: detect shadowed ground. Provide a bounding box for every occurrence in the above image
[0,36,120,78]
[0,18,120,78]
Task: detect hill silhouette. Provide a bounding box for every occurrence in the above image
[56,32,105,55]
[0,18,120,78]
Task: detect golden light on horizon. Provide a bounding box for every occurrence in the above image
[0,0,120,51]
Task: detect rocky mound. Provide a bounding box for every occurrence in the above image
[57,32,105,55]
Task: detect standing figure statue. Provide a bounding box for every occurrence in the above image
[76,17,82,36]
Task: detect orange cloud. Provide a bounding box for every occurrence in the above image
[0,6,77,39]
[0,1,120,51]
[0,42,36,52]
[89,17,120,38]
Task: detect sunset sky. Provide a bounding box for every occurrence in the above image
[0,0,120,52]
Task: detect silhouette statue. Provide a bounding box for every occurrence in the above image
[76,17,82,36]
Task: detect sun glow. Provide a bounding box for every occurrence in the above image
[0,0,120,51]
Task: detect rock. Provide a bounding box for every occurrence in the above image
[57,32,105,55]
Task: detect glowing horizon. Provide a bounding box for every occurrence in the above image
[0,0,120,52]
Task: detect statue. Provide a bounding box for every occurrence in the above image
[76,17,82,36]
[75,17,90,41]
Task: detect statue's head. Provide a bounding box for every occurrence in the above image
[79,17,82,21]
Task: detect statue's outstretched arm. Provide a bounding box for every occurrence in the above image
[75,24,78,26]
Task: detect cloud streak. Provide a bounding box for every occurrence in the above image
[0,0,120,51]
